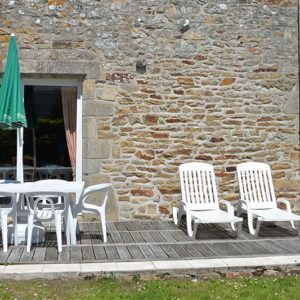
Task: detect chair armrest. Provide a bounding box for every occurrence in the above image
[277,198,292,213]
[219,199,234,216]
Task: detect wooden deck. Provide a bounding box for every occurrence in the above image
[1,216,300,264]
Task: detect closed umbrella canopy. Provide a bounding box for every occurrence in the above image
[0,34,27,129]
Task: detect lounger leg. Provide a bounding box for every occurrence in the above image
[247,212,257,236]
[192,222,199,238]
[290,220,296,230]
[177,205,184,227]
[236,221,242,238]
[297,221,300,237]
[1,213,8,252]
[186,212,193,237]
[173,207,178,225]
[255,218,262,237]
[27,214,34,252]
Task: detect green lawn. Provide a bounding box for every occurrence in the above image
[1,275,300,300]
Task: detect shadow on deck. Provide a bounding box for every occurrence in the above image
[0,216,299,264]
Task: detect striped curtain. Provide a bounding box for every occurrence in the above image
[61,87,77,175]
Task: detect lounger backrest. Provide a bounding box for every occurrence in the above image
[179,162,219,210]
[236,162,276,209]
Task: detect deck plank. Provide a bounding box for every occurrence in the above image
[160,231,177,243]
[106,222,118,232]
[131,232,145,243]
[149,244,169,259]
[160,244,181,258]
[150,232,167,243]
[114,222,128,231]
[0,248,11,263]
[45,247,58,262]
[58,247,69,262]
[182,244,205,257]
[105,246,120,260]
[82,246,95,261]
[172,244,192,258]
[32,247,46,262]
[138,245,156,260]
[110,231,124,244]
[93,245,107,260]
[7,247,23,263]
[70,246,82,262]
[120,232,134,243]
[127,245,144,260]
[116,245,132,260]
[141,232,156,243]
[19,248,34,262]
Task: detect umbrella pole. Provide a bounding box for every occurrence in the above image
[32,127,36,181]
[16,127,24,183]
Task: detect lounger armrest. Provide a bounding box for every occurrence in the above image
[277,198,292,213]
[219,199,234,216]
[235,199,249,212]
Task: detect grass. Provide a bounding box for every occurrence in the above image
[1,275,300,300]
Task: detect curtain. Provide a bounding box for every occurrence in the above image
[61,87,77,175]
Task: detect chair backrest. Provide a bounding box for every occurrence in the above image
[179,162,219,210]
[77,183,111,211]
[0,181,19,208]
[0,191,16,210]
[236,162,277,209]
[24,191,69,221]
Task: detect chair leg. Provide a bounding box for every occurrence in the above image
[13,210,18,246]
[63,212,70,246]
[55,214,62,252]
[27,214,34,252]
[100,211,107,243]
[1,213,8,252]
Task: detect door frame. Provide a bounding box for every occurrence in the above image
[19,79,83,182]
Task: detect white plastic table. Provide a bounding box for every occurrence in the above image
[0,181,85,246]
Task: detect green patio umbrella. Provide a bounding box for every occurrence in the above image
[0,33,27,129]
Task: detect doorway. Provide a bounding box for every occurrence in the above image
[0,79,82,182]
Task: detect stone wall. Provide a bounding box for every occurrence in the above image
[0,0,299,220]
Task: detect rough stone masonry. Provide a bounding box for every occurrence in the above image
[0,0,299,220]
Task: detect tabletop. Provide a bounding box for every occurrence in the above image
[0,180,85,194]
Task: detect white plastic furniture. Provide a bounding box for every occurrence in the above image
[71,183,111,243]
[0,180,19,252]
[236,162,300,236]
[0,181,85,246]
[0,191,17,252]
[173,162,242,238]
[24,191,70,252]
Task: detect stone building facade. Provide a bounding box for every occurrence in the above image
[0,0,299,220]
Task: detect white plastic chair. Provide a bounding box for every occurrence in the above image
[236,162,300,236]
[24,191,70,252]
[0,180,19,252]
[173,162,242,238]
[71,183,111,243]
[0,191,17,252]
